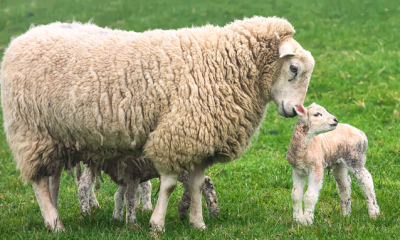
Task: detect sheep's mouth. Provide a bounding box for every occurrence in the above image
[330,123,338,127]
[281,101,297,118]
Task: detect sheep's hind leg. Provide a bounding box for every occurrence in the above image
[32,177,65,232]
[149,173,179,231]
[291,169,306,224]
[332,165,352,216]
[351,167,380,218]
[202,176,220,217]
[49,163,64,209]
[140,181,153,211]
[303,166,323,225]
[189,164,207,229]
[111,186,126,221]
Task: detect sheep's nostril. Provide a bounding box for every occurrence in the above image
[333,118,338,123]
[292,108,297,117]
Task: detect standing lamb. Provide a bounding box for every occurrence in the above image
[76,158,220,223]
[287,103,380,225]
[0,16,315,231]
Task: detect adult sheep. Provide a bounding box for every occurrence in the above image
[0,16,314,232]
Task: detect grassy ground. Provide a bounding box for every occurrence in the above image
[0,0,399,239]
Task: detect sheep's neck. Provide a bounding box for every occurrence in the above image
[287,121,314,168]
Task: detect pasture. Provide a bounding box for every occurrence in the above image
[0,0,399,239]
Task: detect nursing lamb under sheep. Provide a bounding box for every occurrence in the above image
[76,158,220,223]
[0,16,315,231]
[287,104,380,225]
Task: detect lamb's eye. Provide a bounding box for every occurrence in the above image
[290,65,298,73]
[314,113,321,117]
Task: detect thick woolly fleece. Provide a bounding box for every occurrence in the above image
[1,16,295,182]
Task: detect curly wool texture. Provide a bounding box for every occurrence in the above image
[1,17,295,181]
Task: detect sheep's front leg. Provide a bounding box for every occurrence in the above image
[351,167,380,218]
[303,166,323,225]
[189,164,206,229]
[203,176,220,217]
[31,177,65,232]
[125,179,141,224]
[149,173,179,231]
[49,163,64,209]
[139,181,153,211]
[291,169,306,224]
[112,186,126,221]
[332,166,352,216]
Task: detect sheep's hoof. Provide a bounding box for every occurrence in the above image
[189,221,206,230]
[149,222,165,232]
[369,209,380,219]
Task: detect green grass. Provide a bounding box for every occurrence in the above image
[0,0,399,239]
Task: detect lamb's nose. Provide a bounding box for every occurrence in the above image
[333,118,338,123]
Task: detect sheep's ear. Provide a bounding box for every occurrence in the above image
[279,42,296,58]
[294,105,306,116]
[310,102,317,107]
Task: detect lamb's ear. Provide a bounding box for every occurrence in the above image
[294,105,306,116]
[279,42,296,58]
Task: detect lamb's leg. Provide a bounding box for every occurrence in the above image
[202,176,220,217]
[140,181,153,211]
[125,179,141,224]
[351,167,380,218]
[332,166,352,216]
[135,184,141,210]
[189,164,206,229]
[303,166,323,225]
[49,163,63,209]
[291,169,306,224]
[149,173,179,231]
[78,164,96,213]
[177,171,191,219]
[31,177,65,232]
[112,186,126,221]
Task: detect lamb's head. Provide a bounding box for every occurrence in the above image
[294,103,338,136]
[270,38,315,118]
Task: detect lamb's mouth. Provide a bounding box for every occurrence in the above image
[330,123,338,127]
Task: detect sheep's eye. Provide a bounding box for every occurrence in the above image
[290,65,298,73]
[314,113,321,117]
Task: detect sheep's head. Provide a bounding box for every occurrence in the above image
[294,103,338,136]
[270,38,315,118]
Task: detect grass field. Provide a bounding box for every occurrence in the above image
[0,0,399,239]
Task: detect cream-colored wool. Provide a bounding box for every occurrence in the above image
[1,16,314,231]
[287,104,380,225]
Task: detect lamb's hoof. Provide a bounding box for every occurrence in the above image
[190,221,206,230]
[293,217,307,225]
[149,222,165,232]
[126,219,138,224]
[111,212,124,222]
[304,216,314,225]
[208,205,220,217]
[142,205,153,212]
